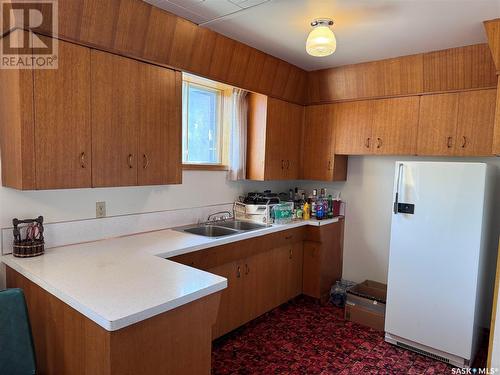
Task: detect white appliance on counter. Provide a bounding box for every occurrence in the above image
[385,162,494,368]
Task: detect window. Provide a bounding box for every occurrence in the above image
[182,74,232,169]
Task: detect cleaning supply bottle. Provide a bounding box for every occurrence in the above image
[303,201,310,220]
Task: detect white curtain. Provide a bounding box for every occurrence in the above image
[228,88,248,181]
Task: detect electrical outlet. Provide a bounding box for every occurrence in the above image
[96,201,106,218]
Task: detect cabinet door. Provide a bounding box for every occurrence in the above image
[138,66,182,185]
[209,261,245,338]
[286,242,303,300]
[417,93,458,156]
[251,249,279,316]
[282,102,303,180]
[372,97,420,155]
[91,50,139,187]
[302,105,335,181]
[34,39,91,189]
[455,89,496,156]
[334,101,373,155]
[264,98,286,180]
[302,241,321,299]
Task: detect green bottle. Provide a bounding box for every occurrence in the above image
[327,195,334,219]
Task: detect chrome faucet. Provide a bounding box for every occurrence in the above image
[207,211,233,223]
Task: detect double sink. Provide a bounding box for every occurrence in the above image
[178,219,268,238]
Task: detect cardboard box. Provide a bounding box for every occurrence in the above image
[345,280,387,331]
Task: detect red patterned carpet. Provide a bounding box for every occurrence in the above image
[212,296,484,374]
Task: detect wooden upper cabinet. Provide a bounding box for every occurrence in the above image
[302,105,334,180]
[247,94,303,181]
[334,101,373,155]
[455,89,496,156]
[371,97,420,155]
[263,97,288,180]
[34,39,92,189]
[91,50,140,187]
[417,90,496,156]
[302,105,347,181]
[281,100,303,180]
[91,50,182,187]
[137,67,182,185]
[417,93,459,156]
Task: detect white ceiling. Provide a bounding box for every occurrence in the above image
[145,0,500,71]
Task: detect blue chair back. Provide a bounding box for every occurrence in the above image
[0,288,36,375]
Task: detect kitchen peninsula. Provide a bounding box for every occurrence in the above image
[2,218,343,375]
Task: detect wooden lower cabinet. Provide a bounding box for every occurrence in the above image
[303,219,344,301]
[209,260,246,338]
[171,223,343,339]
[209,241,303,338]
[7,267,220,375]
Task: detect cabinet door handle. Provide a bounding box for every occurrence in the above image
[447,137,453,149]
[287,160,290,170]
[245,264,249,275]
[365,138,371,148]
[377,138,382,149]
[461,136,467,148]
[237,266,241,278]
[327,160,332,170]
[281,160,284,170]
[80,152,86,169]
[127,154,134,169]
[289,248,293,259]
[143,154,150,169]
[285,235,292,240]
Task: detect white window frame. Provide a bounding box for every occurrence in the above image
[181,73,232,170]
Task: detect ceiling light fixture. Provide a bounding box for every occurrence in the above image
[306,18,336,57]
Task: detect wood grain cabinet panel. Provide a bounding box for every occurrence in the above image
[91,50,140,187]
[334,100,374,155]
[371,96,420,155]
[417,90,496,156]
[137,66,182,185]
[423,44,497,92]
[286,242,304,300]
[247,94,303,180]
[303,220,344,301]
[302,105,335,180]
[302,104,348,181]
[281,100,304,180]
[455,89,496,156]
[417,93,459,156]
[0,34,36,190]
[34,39,92,189]
[92,50,181,187]
[209,261,245,338]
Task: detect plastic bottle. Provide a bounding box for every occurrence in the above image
[303,201,310,220]
[311,189,317,218]
[316,193,325,220]
[327,194,334,219]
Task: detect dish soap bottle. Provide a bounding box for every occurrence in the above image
[303,201,310,220]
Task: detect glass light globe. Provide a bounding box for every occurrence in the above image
[306,25,336,57]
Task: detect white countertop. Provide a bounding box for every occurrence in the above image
[1,218,339,331]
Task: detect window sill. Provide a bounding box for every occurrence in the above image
[182,164,229,171]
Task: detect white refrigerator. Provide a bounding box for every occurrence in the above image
[385,161,494,368]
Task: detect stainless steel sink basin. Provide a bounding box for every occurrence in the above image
[183,225,239,238]
[216,220,267,231]
[177,219,268,238]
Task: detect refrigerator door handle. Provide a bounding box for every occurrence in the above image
[394,163,404,214]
